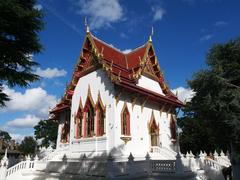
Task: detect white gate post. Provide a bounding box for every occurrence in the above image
[0,149,9,180]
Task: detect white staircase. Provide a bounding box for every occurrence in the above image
[150,146,177,160]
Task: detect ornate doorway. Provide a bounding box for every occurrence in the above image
[149,112,159,147]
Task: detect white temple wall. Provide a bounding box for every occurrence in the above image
[137,75,164,96]
[114,94,175,157]
[56,72,176,157]
[69,69,115,155]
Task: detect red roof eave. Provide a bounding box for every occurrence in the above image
[118,81,184,107]
[50,104,70,114]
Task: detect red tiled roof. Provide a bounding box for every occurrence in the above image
[92,36,128,68]
[50,33,183,114]
[90,34,147,82]
[126,45,147,69]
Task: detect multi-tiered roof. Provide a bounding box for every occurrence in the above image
[51,31,183,114]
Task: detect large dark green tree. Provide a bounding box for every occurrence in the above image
[34,119,58,148]
[19,136,37,155]
[179,38,240,178]
[0,0,44,106]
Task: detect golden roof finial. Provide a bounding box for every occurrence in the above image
[149,26,154,42]
[149,35,152,42]
[85,17,90,33]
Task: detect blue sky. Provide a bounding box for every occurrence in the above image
[1,0,240,141]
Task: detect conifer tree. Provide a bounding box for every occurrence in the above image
[0,0,44,106]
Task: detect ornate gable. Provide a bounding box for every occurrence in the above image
[132,42,170,95]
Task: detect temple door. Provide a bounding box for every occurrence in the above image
[150,117,159,147]
[151,133,158,146]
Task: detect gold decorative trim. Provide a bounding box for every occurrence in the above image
[120,136,132,144]
[84,85,95,110]
[79,97,83,110]
[121,102,129,115]
[160,103,166,116]
[141,96,149,112]
[148,111,159,135]
[115,91,122,106]
[131,94,139,110]
[95,91,106,111]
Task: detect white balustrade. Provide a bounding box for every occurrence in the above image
[204,158,224,170]
[6,160,35,177]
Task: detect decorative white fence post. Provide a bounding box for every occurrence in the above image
[189,151,197,171]
[199,151,206,169]
[62,154,67,173]
[106,153,115,179]
[82,153,87,174]
[220,150,225,158]
[25,155,31,169]
[34,155,39,170]
[0,149,8,180]
[175,152,184,173]
[214,150,219,161]
[127,152,134,176]
[145,152,151,175]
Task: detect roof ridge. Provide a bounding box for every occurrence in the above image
[125,43,148,55]
[91,33,147,55]
[124,54,128,69]
[91,34,125,54]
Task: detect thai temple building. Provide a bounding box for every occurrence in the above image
[0,28,231,180]
[50,28,183,160]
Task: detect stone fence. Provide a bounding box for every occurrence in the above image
[0,149,231,180]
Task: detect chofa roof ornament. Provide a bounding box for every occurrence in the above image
[85,17,90,33]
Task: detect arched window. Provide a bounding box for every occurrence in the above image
[75,99,83,139]
[121,104,130,136]
[170,115,177,141]
[85,100,95,137]
[96,98,105,136]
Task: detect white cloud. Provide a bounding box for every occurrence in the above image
[2,86,57,117]
[35,67,67,79]
[172,87,195,102]
[6,115,40,128]
[75,0,123,29]
[152,6,165,21]
[122,49,132,54]
[200,34,214,41]
[214,21,228,27]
